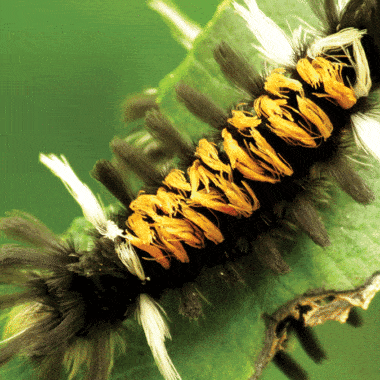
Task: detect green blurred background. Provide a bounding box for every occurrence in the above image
[1,0,380,379]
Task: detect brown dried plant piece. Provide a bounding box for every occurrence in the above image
[252,272,380,379]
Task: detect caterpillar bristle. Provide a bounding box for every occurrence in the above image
[0,244,61,272]
[36,352,64,380]
[255,234,291,274]
[0,335,22,366]
[0,292,34,310]
[290,319,327,364]
[111,137,164,187]
[122,91,159,122]
[123,129,172,163]
[83,333,114,380]
[175,82,228,130]
[145,109,194,160]
[213,41,264,97]
[308,0,340,34]
[179,283,204,320]
[0,211,68,253]
[91,159,134,207]
[345,307,364,327]
[273,350,309,380]
[287,197,330,248]
[325,156,375,204]
[217,262,247,285]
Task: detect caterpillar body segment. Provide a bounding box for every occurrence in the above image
[2,0,380,379]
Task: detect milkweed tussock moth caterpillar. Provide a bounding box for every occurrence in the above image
[2,0,380,379]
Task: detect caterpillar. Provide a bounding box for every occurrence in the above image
[2,0,380,379]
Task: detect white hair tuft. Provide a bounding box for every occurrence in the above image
[233,0,295,67]
[136,294,181,380]
[351,113,380,162]
[116,242,146,281]
[39,153,124,240]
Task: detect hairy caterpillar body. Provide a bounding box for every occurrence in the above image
[2,0,380,379]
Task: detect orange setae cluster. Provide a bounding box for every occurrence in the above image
[125,57,356,269]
